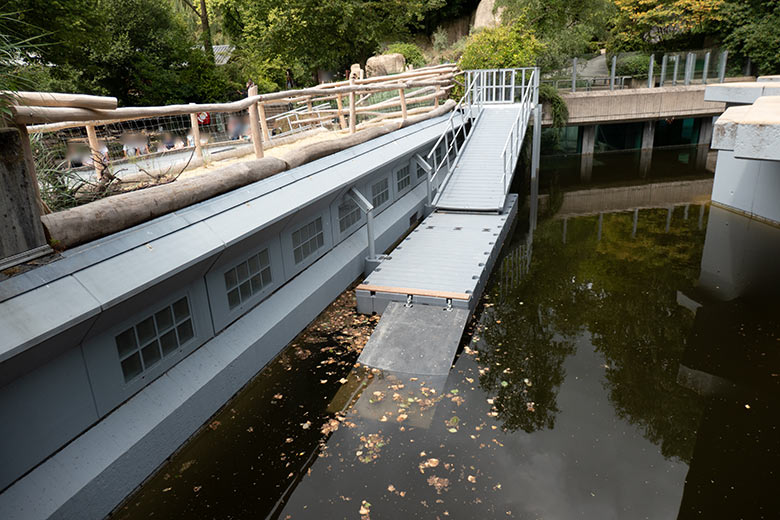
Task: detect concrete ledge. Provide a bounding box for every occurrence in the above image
[712,96,780,161]
[705,82,780,105]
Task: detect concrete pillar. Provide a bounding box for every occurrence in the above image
[640,120,655,177]
[580,125,595,182]
[696,117,714,170]
[531,104,542,230]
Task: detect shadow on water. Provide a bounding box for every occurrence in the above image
[113,147,779,519]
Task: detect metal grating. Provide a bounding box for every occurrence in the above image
[435,105,523,212]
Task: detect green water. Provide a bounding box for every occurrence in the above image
[113,154,780,519]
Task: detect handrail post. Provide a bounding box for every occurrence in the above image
[349,77,356,134]
[672,55,679,86]
[702,51,711,84]
[85,123,106,181]
[247,85,264,159]
[718,50,728,83]
[648,54,655,88]
[610,55,617,91]
[336,94,347,129]
[257,101,271,142]
[572,58,577,92]
[188,103,203,160]
[660,55,668,87]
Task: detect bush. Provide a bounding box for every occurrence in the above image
[385,42,426,68]
[538,84,568,128]
[458,23,543,71]
[432,26,449,53]
[614,54,653,79]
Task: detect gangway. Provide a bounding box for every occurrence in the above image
[356,68,542,376]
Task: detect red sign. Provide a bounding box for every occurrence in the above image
[196,112,211,125]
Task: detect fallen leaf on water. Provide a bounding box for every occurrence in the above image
[208,420,221,430]
[339,378,348,384]
[273,393,283,400]
[397,414,408,422]
[467,475,477,483]
[193,486,202,493]
[246,426,254,433]
[388,484,396,492]
[162,487,171,492]
[426,475,450,494]
[419,458,440,473]
[301,421,311,430]
[359,500,371,515]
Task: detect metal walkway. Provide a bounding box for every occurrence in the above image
[434,105,523,211]
[356,68,541,375]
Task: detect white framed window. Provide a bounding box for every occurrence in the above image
[371,177,390,208]
[292,217,325,264]
[338,197,362,234]
[395,164,411,194]
[416,160,427,180]
[114,297,195,383]
[224,248,272,310]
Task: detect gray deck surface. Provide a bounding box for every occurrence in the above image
[435,105,522,211]
[358,302,469,375]
[362,209,510,299]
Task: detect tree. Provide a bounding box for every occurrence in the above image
[610,0,723,51]
[178,0,215,61]
[497,0,614,70]
[718,0,780,75]
[210,0,443,89]
[7,0,238,105]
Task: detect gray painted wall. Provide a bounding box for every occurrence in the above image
[0,118,452,510]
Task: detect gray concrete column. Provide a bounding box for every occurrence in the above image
[580,125,595,182]
[640,121,655,177]
[697,116,714,170]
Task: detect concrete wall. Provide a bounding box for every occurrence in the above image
[543,85,726,127]
[710,151,780,225]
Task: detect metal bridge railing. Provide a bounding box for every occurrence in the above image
[500,68,538,195]
[419,67,539,207]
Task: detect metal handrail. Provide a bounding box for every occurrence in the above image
[499,68,538,194]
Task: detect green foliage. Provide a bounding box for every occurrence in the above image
[212,0,443,88]
[719,0,780,75]
[614,54,653,79]
[497,0,614,71]
[458,23,542,71]
[385,42,426,68]
[538,84,568,128]
[5,0,239,105]
[432,26,449,53]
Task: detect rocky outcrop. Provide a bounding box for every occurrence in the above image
[366,53,406,77]
[473,0,504,29]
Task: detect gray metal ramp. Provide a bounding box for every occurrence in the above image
[357,302,469,376]
[435,105,522,212]
[356,194,517,315]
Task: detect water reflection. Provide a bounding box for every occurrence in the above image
[113,164,778,519]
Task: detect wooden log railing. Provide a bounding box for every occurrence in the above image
[13,65,455,189]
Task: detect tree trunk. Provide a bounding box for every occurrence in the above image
[199,0,214,61]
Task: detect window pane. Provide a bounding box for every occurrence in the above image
[224,268,237,290]
[258,249,269,266]
[159,329,178,356]
[136,317,156,346]
[154,308,174,333]
[115,328,137,358]
[121,353,143,383]
[239,281,251,301]
[141,340,162,369]
[227,288,241,309]
[250,274,263,293]
[248,255,260,275]
[236,262,249,282]
[261,268,272,285]
[177,319,194,344]
[172,297,190,322]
